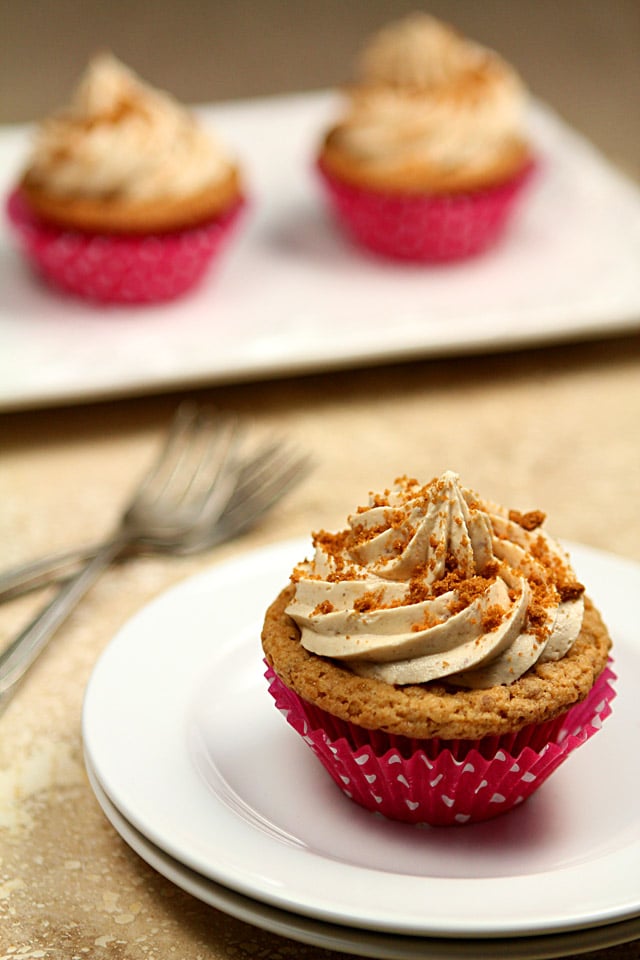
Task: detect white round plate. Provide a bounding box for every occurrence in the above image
[85,755,640,960]
[82,538,640,938]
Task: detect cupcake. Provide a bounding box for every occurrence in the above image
[7,53,245,303]
[317,14,536,261]
[262,472,614,826]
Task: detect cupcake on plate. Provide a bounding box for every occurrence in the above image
[262,472,614,826]
[7,53,245,303]
[317,13,536,262]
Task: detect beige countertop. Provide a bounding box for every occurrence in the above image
[2,340,640,960]
[1,2,639,958]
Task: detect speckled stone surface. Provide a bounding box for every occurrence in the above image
[1,332,640,959]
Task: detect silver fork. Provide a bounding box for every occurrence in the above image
[0,404,309,710]
[0,434,309,602]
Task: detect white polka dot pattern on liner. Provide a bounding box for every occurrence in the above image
[7,190,244,304]
[317,159,535,263]
[267,663,616,827]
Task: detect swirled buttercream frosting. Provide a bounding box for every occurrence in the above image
[329,14,528,185]
[24,52,234,201]
[286,473,585,689]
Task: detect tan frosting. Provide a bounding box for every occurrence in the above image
[330,13,528,181]
[286,472,585,689]
[23,53,234,201]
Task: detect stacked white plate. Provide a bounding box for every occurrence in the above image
[83,539,640,959]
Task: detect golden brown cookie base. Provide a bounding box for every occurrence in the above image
[319,127,532,195]
[19,165,242,234]
[262,586,612,740]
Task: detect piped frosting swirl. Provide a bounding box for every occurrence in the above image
[23,52,234,202]
[286,473,584,689]
[328,14,529,188]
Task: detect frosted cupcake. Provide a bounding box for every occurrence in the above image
[262,472,614,826]
[7,53,244,303]
[317,14,535,261]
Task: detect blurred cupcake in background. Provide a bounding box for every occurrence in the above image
[317,13,536,262]
[7,53,245,303]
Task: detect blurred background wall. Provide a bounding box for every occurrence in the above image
[1,0,638,176]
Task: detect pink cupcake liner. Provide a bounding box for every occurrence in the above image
[6,189,244,304]
[265,661,615,827]
[317,159,536,263]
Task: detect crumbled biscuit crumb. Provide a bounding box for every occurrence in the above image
[312,600,335,616]
[509,509,546,531]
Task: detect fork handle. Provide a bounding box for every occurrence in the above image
[0,533,199,602]
[0,543,105,601]
[0,538,124,710]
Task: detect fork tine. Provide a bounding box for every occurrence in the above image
[136,404,241,521]
[183,415,247,522]
[130,402,201,508]
[177,452,310,554]
[216,447,312,537]
[168,408,235,505]
[227,437,293,498]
